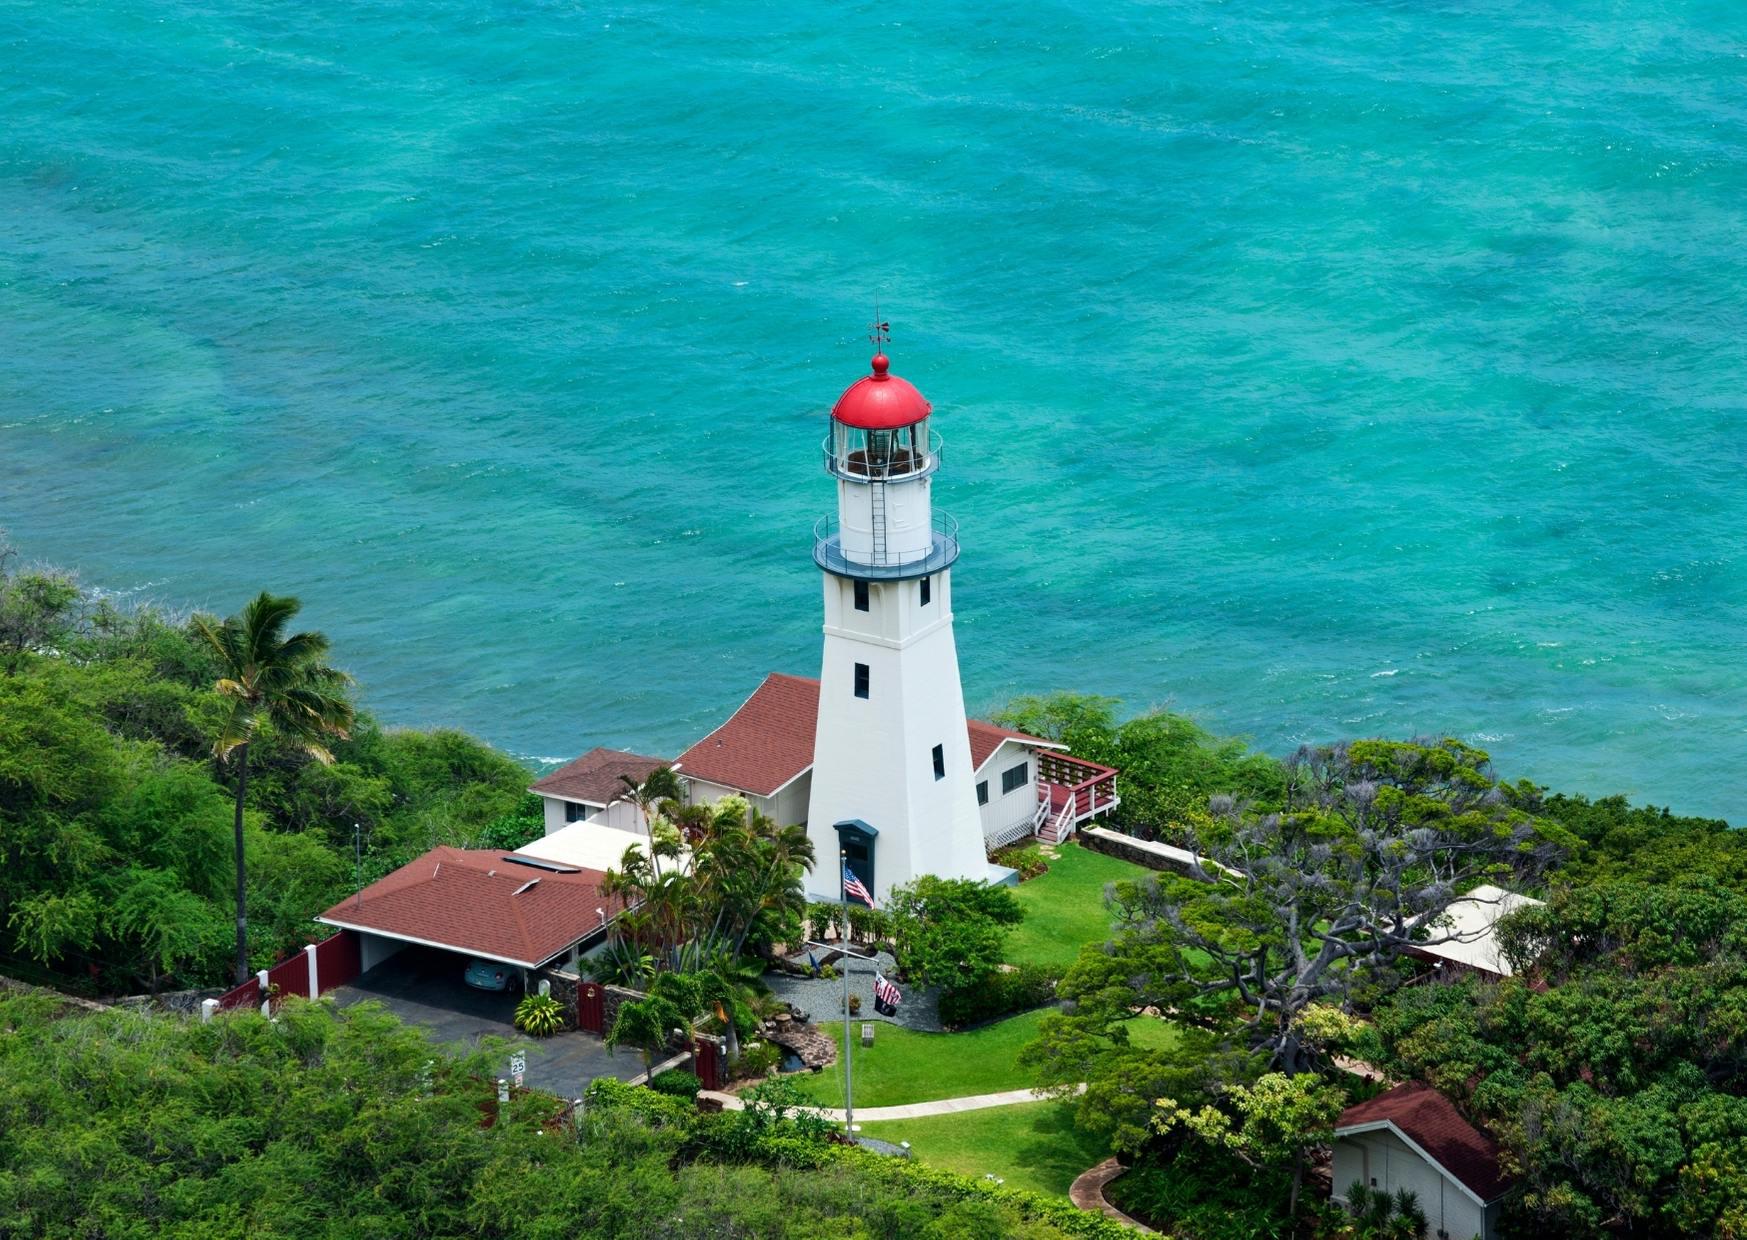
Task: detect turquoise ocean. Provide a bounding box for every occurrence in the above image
[4,2,1745,816]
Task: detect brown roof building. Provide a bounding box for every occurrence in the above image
[1332,1082,1511,1240]
[317,846,625,969]
[530,746,671,808]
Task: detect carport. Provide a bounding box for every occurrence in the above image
[317,844,624,1002]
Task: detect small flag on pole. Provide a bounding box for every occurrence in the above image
[874,971,902,1016]
[843,864,876,909]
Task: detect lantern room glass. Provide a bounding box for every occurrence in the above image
[826,417,936,480]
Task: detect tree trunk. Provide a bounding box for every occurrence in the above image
[232,743,251,986]
[1288,1146,1304,1237]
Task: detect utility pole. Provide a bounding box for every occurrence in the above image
[354,822,363,906]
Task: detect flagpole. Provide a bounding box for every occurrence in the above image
[840,849,853,1138]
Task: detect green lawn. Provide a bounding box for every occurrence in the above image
[858,1100,1111,1199]
[1005,841,1152,973]
[787,1008,1051,1108]
[783,1009,1178,1108]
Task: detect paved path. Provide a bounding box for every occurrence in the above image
[1068,1157,1157,1232]
[700,1082,1084,1123]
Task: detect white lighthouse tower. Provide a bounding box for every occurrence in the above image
[805,335,989,903]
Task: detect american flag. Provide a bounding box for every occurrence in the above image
[843,864,876,908]
[873,971,902,1014]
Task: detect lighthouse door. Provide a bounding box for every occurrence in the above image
[833,819,878,899]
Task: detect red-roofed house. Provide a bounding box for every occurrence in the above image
[529,746,672,835]
[1332,1082,1511,1240]
[667,672,1117,859]
[317,846,627,977]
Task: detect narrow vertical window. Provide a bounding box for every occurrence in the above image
[976,781,989,806]
[854,663,869,699]
[854,579,869,612]
[932,744,946,780]
[920,576,932,607]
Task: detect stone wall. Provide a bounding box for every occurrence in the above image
[602,983,646,1036]
[1080,826,1206,879]
[539,967,581,1032]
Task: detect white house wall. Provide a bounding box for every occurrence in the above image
[1332,1129,1493,1240]
[975,741,1041,841]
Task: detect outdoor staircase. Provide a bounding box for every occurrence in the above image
[1035,788,1077,844]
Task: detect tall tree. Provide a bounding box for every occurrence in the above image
[194,592,353,983]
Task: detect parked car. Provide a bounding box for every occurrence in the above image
[463,959,510,991]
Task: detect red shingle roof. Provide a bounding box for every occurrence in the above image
[530,746,670,805]
[318,846,623,968]
[673,672,1065,796]
[1337,1082,1511,1203]
[967,718,1059,770]
[677,673,821,797]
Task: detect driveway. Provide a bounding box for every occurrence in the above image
[332,946,640,1098]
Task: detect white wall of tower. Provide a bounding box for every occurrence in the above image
[806,569,988,901]
[835,473,934,564]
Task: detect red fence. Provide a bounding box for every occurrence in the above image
[313,930,361,994]
[694,1037,723,1091]
[264,952,310,1001]
[211,931,361,1015]
[216,977,261,1012]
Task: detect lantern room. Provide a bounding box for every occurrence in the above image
[823,354,942,481]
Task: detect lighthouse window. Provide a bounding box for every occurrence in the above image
[976,780,989,806]
[1002,762,1030,795]
[854,580,869,611]
[854,663,869,699]
[932,744,946,780]
[919,576,932,606]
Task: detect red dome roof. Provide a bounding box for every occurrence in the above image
[831,354,932,430]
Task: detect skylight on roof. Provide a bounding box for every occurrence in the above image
[503,855,580,873]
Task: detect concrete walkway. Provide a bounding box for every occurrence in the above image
[1068,1157,1157,1232]
[700,1082,1085,1123]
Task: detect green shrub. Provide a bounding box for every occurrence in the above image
[650,1068,703,1098]
[734,1040,782,1080]
[513,992,566,1037]
[992,843,1049,879]
[938,963,1057,1028]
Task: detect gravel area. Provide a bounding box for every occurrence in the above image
[764,949,945,1033]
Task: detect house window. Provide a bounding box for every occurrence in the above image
[854,579,869,612]
[932,744,946,780]
[919,576,932,606]
[564,800,590,823]
[854,662,870,699]
[976,780,989,806]
[1001,762,1029,795]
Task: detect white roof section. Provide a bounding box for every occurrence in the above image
[1412,884,1543,976]
[514,823,688,875]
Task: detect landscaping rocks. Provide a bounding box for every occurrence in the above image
[764,1018,836,1070]
[764,948,946,1033]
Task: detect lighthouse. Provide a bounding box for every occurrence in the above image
[805,339,991,902]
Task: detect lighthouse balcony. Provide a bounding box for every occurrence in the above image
[812,512,960,581]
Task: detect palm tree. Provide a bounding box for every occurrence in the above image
[606,992,685,1080]
[194,592,353,984]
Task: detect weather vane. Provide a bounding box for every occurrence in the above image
[869,301,890,352]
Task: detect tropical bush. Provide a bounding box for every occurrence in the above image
[513,992,566,1037]
[650,1068,703,1098]
[993,843,1050,880]
[0,994,1124,1238]
[939,962,1056,1028]
[734,1040,782,1080]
